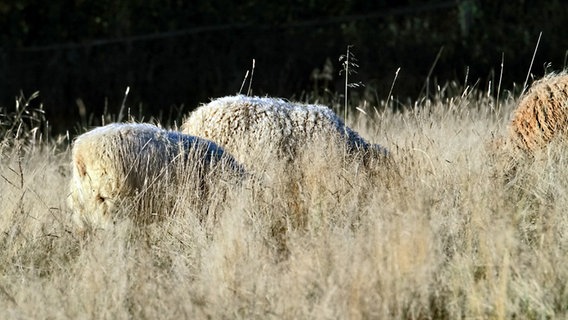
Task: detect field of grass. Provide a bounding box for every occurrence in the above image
[1,86,568,319]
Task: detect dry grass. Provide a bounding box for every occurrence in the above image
[2,89,568,319]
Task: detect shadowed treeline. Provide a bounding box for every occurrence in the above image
[1,0,567,133]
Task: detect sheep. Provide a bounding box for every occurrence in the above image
[67,122,244,231]
[508,72,568,152]
[180,95,388,171]
[180,95,392,237]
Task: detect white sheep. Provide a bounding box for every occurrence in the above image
[181,95,388,170]
[67,122,244,231]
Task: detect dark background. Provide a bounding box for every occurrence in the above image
[0,0,567,133]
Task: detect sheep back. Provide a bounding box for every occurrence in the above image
[68,122,242,230]
[509,73,568,151]
[181,95,387,165]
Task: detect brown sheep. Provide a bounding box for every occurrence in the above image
[509,73,568,152]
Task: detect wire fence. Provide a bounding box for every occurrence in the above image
[14,1,458,53]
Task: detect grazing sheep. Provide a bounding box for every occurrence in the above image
[509,73,568,152]
[181,95,388,170]
[181,96,394,246]
[68,123,244,231]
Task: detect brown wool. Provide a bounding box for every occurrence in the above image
[509,73,568,151]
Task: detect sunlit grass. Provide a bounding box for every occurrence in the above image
[1,87,567,319]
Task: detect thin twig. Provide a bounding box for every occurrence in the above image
[17,146,24,189]
[496,52,504,111]
[239,70,249,95]
[0,285,17,306]
[386,67,401,108]
[247,59,256,96]
[419,46,444,99]
[117,86,130,123]
[342,45,352,120]
[521,31,542,96]
[0,174,18,189]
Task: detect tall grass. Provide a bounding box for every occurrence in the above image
[1,86,568,319]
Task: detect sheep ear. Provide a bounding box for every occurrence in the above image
[75,154,87,177]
